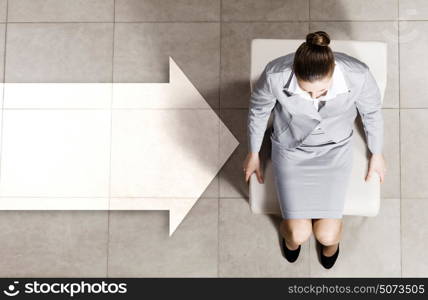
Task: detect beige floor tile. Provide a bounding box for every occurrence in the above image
[222,0,309,21]
[399,0,428,20]
[310,0,398,21]
[399,21,428,107]
[115,0,219,21]
[113,23,220,109]
[381,109,400,198]
[108,197,218,277]
[0,24,5,82]
[8,0,114,22]
[0,211,108,277]
[310,21,399,108]
[5,23,113,82]
[310,198,401,277]
[219,109,250,198]
[219,198,310,277]
[402,197,428,277]
[220,22,309,108]
[401,109,428,198]
[0,0,6,22]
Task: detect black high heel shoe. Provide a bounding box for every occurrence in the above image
[281,238,301,263]
[320,243,340,269]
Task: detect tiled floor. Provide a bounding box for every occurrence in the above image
[0,0,426,277]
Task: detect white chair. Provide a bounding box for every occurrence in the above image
[249,39,387,217]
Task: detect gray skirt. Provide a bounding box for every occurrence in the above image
[271,129,354,219]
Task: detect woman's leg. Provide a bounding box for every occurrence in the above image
[279,218,312,250]
[312,218,343,256]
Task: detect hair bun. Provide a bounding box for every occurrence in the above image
[306,31,330,47]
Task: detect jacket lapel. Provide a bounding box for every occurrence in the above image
[282,71,323,121]
[281,60,359,121]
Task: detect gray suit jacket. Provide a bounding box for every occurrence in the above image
[247,51,384,155]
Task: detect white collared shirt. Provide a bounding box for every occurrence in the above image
[288,61,349,110]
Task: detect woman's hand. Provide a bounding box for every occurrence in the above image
[366,153,387,184]
[243,152,264,184]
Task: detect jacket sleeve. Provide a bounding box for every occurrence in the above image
[247,64,277,153]
[355,67,384,155]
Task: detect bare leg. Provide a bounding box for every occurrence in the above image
[279,218,313,250]
[312,218,343,256]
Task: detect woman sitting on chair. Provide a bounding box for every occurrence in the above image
[243,31,387,269]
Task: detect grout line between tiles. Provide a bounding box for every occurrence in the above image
[106,0,116,279]
[397,0,403,279]
[1,19,427,26]
[5,20,428,23]
[217,0,222,279]
[0,0,8,196]
[307,19,389,22]
[7,21,220,24]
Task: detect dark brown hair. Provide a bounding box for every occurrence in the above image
[292,31,335,82]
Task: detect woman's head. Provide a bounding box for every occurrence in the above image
[293,31,335,99]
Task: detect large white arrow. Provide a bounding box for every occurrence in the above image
[0,57,239,236]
